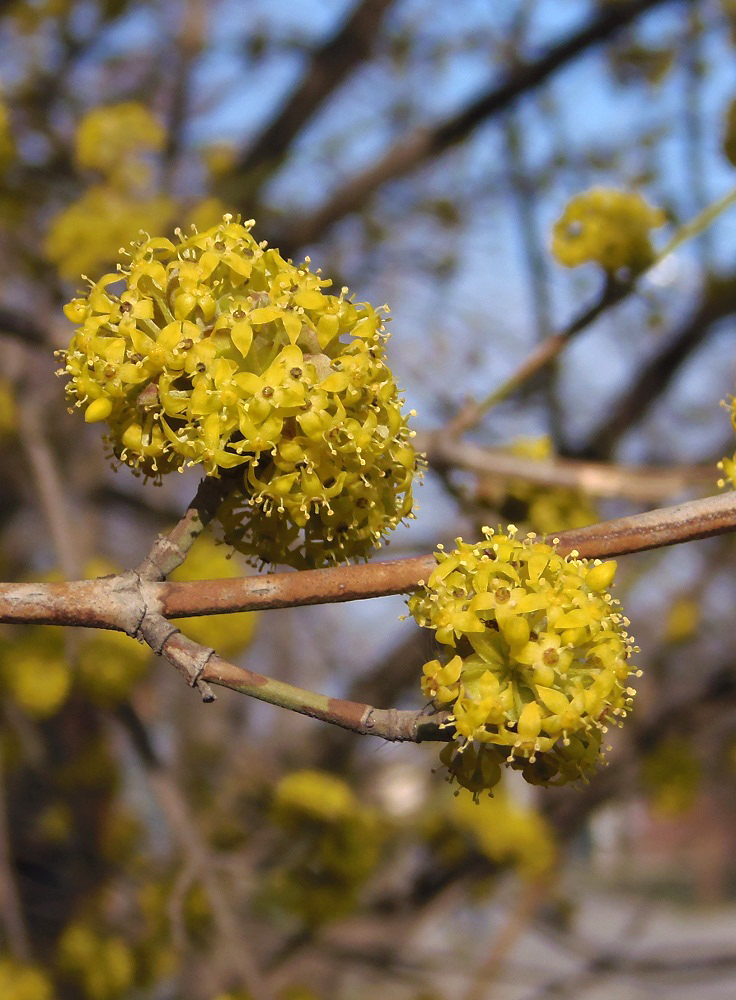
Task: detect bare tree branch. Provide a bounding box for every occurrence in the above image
[0,306,49,347]
[135,473,240,582]
[2,491,736,628]
[0,753,31,961]
[274,0,688,252]
[222,0,397,196]
[114,707,276,1000]
[572,273,736,459]
[420,432,714,503]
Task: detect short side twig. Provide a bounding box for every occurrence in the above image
[136,474,238,582]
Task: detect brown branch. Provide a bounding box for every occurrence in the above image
[273,0,686,252]
[1,491,735,628]
[159,553,436,618]
[158,492,736,618]
[419,431,715,503]
[222,0,396,194]
[0,752,31,961]
[135,474,239,581]
[1,490,735,739]
[462,878,548,1000]
[203,655,445,741]
[161,0,207,173]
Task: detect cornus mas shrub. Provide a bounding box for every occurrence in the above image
[58,215,419,568]
[57,213,639,797]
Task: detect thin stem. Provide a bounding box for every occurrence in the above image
[19,399,81,580]
[449,184,736,436]
[447,277,628,436]
[136,473,240,581]
[158,629,448,742]
[463,878,548,1000]
[657,184,736,264]
[419,432,714,503]
[114,709,275,1000]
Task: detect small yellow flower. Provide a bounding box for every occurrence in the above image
[0,957,53,1000]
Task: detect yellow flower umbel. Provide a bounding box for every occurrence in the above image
[717,394,736,490]
[46,102,174,279]
[59,216,418,568]
[74,102,166,180]
[0,956,53,1000]
[446,782,556,879]
[409,527,638,796]
[265,769,383,926]
[57,922,135,1000]
[552,187,665,275]
[0,95,14,170]
[46,187,175,281]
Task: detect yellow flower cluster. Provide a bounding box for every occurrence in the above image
[447,783,556,879]
[9,0,69,34]
[46,187,175,281]
[0,96,13,169]
[664,595,700,644]
[59,216,418,568]
[552,187,665,274]
[45,103,174,278]
[641,736,701,817]
[74,102,166,179]
[484,436,597,535]
[0,626,72,718]
[717,399,736,491]
[266,769,383,925]
[409,527,638,795]
[76,628,150,706]
[0,621,150,716]
[0,957,53,1000]
[0,380,17,438]
[0,560,150,716]
[57,922,135,1000]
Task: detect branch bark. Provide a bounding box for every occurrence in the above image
[0,306,49,347]
[1,491,735,627]
[419,431,714,503]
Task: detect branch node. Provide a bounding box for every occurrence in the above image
[166,635,217,700]
[137,537,187,582]
[110,570,148,637]
[142,619,180,655]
